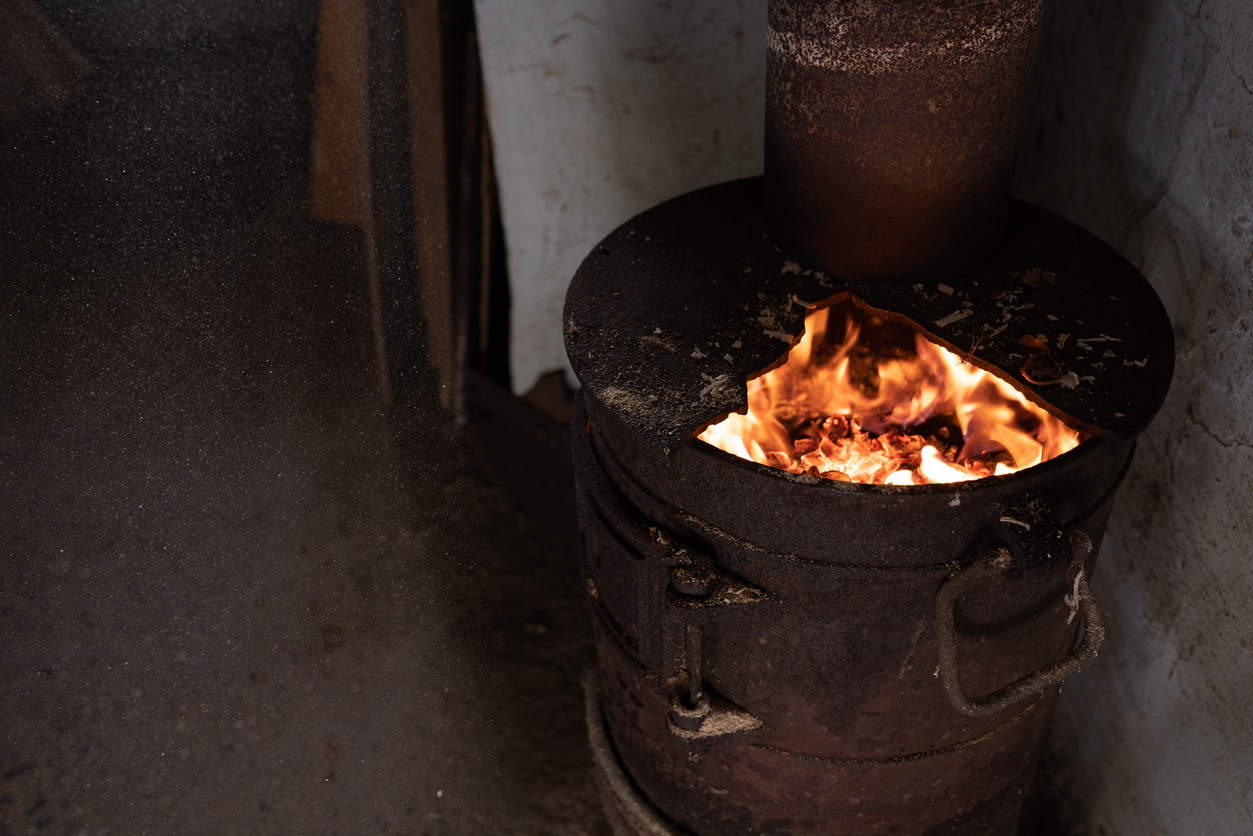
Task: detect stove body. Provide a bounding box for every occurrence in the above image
[576,397,1127,835]
[563,4,1174,834]
[564,179,1171,835]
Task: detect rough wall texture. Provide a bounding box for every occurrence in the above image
[1015,0,1253,832]
[474,0,767,394]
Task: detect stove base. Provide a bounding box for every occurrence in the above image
[584,665,1042,836]
[583,668,681,836]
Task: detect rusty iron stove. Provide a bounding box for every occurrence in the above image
[563,3,1174,835]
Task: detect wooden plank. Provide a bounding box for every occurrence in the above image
[309,0,391,401]
[405,0,456,411]
[367,0,433,406]
[310,0,470,409]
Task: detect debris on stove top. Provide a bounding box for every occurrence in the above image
[564,178,1174,451]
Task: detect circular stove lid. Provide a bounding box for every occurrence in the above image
[564,178,1174,451]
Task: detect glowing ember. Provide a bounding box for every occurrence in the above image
[698,301,1083,485]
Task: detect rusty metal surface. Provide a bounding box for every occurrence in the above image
[935,532,1106,717]
[765,0,1043,283]
[596,613,1049,836]
[572,391,1132,835]
[583,668,681,836]
[567,26,1172,821]
[585,385,1133,571]
[564,178,1174,449]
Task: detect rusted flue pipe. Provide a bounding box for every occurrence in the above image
[764,0,1044,283]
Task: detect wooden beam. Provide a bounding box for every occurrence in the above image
[309,0,391,401]
[405,0,455,411]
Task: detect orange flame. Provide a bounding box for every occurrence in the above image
[698,301,1082,485]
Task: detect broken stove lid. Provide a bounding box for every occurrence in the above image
[563,178,1174,451]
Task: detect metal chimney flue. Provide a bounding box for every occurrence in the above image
[765,0,1044,283]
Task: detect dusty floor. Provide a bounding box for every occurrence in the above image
[0,31,604,836]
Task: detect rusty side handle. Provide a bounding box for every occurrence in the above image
[935,531,1106,717]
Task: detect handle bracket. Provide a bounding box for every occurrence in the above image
[936,531,1105,717]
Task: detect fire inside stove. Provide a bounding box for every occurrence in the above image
[699,300,1084,485]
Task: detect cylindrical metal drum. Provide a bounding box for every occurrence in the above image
[765,0,1045,282]
[574,388,1129,835]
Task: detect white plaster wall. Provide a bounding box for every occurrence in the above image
[1016,0,1253,832]
[474,0,767,394]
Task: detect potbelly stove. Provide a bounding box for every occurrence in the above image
[563,2,1174,834]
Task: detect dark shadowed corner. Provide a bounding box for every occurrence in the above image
[0,2,605,833]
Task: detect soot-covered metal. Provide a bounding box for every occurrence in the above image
[573,385,1127,835]
[565,2,1175,834]
[765,0,1045,282]
[565,200,1166,831]
[564,178,1173,453]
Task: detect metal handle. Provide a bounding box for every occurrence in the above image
[935,533,1105,717]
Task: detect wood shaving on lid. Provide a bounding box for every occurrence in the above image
[934,309,972,328]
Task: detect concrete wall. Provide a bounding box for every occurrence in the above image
[1015,0,1253,832]
[474,0,767,395]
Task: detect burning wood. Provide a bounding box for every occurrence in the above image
[699,302,1083,485]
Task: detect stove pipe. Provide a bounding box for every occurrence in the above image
[765,0,1044,283]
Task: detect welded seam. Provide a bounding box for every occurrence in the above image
[580,479,652,563]
[752,693,1043,765]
